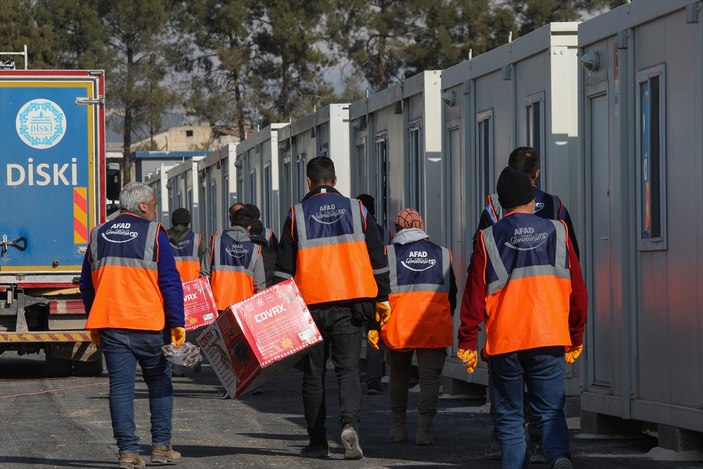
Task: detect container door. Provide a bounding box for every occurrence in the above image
[589,93,613,388]
[0,75,101,274]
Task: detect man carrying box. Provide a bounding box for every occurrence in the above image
[274,156,391,460]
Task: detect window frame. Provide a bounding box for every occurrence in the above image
[636,63,667,251]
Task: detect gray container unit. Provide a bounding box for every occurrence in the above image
[197,143,238,241]
[440,23,580,391]
[278,104,351,225]
[131,150,210,183]
[166,158,203,235]
[235,124,288,236]
[143,163,176,226]
[348,71,442,241]
[579,0,703,438]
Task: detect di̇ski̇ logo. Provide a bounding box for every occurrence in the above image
[16,99,67,149]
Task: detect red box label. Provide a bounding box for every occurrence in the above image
[182,277,218,331]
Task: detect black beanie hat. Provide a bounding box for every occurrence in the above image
[171,208,191,226]
[497,166,534,209]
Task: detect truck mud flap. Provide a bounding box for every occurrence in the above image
[48,341,100,362]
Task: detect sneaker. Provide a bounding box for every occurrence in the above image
[341,425,363,460]
[300,442,330,458]
[150,445,181,465]
[118,452,145,469]
[553,457,573,469]
[367,383,382,395]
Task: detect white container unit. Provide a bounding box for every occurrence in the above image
[349,71,442,241]
[166,157,203,235]
[579,0,703,440]
[197,143,238,241]
[278,104,351,223]
[235,124,288,236]
[440,23,580,390]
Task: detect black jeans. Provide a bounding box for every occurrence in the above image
[302,304,362,444]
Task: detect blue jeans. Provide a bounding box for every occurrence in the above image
[100,329,173,453]
[488,346,570,469]
[302,304,362,444]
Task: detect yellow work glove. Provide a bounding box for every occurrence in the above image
[564,344,583,364]
[367,329,380,350]
[171,327,186,348]
[374,301,391,326]
[457,348,478,374]
[89,330,101,346]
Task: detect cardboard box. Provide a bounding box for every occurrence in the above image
[182,277,218,331]
[196,279,322,397]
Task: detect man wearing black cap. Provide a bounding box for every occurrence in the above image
[244,203,279,252]
[458,166,588,469]
[167,208,207,377]
[167,208,207,282]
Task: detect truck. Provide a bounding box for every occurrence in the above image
[0,67,114,376]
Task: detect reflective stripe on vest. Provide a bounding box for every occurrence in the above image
[382,241,452,350]
[481,215,572,355]
[293,194,377,305]
[85,214,165,331]
[172,232,201,282]
[210,230,259,310]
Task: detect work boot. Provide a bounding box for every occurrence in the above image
[118,452,145,469]
[150,445,181,465]
[341,425,364,460]
[299,441,330,458]
[415,415,434,445]
[389,412,407,443]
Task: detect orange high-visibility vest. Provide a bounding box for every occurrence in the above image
[293,193,377,305]
[171,231,202,281]
[85,213,166,331]
[382,240,452,350]
[481,214,572,355]
[209,229,261,310]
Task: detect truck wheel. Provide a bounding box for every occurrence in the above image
[45,351,74,377]
[74,355,103,377]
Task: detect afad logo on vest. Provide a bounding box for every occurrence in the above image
[400,250,437,272]
[101,222,139,243]
[505,226,549,251]
[311,204,346,224]
[225,244,249,258]
[170,238,192,249]
[534,202,545,213]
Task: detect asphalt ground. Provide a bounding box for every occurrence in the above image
[1,351,702,468]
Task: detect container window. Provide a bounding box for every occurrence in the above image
[526,92,545,188]
[264,164,272,226]
[637,64,667,251]
[296,153,307,200]
[477,110,494,201]
[375,132,389,229]
[407,120,424,212]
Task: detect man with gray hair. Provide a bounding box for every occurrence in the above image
[80,182,185,469]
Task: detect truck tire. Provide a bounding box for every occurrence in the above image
[45,351,74,377]
[74,355,103,377]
